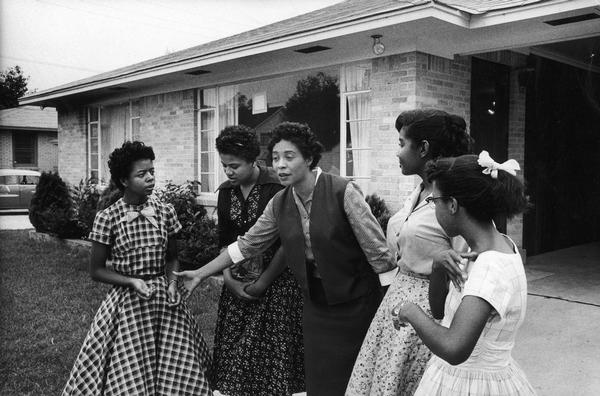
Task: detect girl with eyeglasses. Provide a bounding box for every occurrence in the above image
[347,109,474,396]
[392,152,536,395]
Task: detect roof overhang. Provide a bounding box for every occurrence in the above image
[20,0,600,107]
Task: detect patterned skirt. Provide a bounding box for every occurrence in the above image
[210,268,305,396]
[346,272,433,396]
[62,277,211,396]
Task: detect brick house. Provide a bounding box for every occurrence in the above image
[20,0,600,257]
[0,106,58,172]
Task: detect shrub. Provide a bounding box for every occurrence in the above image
[97,180,123,211]
[154,181,219,269]
[365,194,392,236]
[71,178,101,237]
[29,172,85,238]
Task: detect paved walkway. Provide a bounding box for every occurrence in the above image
[0,213,33,230]
[515,242,600,395]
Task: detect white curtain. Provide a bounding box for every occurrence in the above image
[215,85,238,186]
[100,104,128,184]
[344,65,371,192]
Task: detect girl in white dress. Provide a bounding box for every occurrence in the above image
[392,151,536,395]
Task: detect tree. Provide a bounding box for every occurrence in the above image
[284,72,340,150]
[0,65,30,109]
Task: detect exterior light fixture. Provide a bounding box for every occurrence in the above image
[371,34,385,55]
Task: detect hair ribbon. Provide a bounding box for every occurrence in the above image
[477,150,520,179]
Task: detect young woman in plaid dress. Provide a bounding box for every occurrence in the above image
[62,141,211,395]
[392,152,536,395]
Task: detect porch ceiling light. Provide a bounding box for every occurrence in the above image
[371,34,385,56]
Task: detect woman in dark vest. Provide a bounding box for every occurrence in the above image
[211,125,304,396]
[176,122,396,395]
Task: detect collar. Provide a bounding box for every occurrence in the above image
[292,167,321,203]
[217,165,280,191]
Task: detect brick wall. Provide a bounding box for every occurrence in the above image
[369,51,471,213]
[57,91,198,187]
[0,129,58,172]
[37,131,58,172]
[58,108,87,185]
[0,131,12,168]
[138,90,197,185]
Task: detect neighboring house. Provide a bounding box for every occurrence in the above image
[0,106,58,172]
[21,0,600,257]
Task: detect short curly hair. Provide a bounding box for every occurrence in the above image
[215,125,260,162]
[108,141,155,191]
[267,122,323,169]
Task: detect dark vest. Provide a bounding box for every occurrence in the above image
[273,172,379,305]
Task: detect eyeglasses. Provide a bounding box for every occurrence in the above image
[425,196,451,204]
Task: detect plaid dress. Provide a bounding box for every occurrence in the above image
[62,197,211,396]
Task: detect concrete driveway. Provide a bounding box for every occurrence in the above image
[515,242,600,395]
[0,212,33,230]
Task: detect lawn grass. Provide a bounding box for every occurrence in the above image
[0,230,221,395]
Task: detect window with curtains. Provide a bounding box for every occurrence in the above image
[341,63,373,193]
[87,103,129,184]
[197,87,239,193]
[196,67,341,196]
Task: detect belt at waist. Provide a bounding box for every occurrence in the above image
[126,273,164,280]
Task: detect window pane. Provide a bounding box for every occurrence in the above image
[200,111,214,132]
[131,118,141,140]
[344,64,371,92]
[89,107,99,122]
[90,154,98,169]
[200,173,210,192]
[101,104,128,184]
[219,85,238,128]
[90,124,98,140]
[200,88,216,108]
[13,133,36,165]
[200,152,210,171]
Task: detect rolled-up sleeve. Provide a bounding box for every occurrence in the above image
[344,182,396,283]
[227,196,280,264]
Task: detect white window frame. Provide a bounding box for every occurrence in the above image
[87,107,101,182]
[128,100,140,141]
[197,87,220,198]
[339,64,374,186]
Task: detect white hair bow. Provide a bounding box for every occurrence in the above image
[477,151,520,179]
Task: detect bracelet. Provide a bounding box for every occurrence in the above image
[168,279,178,285]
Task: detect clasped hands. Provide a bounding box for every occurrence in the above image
[130,278,183,307]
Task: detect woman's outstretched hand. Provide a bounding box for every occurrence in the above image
[432,250,479,291]
[172,269,203,299]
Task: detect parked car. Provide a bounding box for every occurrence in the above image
[0,169,41,211]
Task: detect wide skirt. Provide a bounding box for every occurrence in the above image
[62,277,211,396]
[414,356,537,395]
[210,268,305,396]
[346,273,433,396]
[304,276,382,396]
